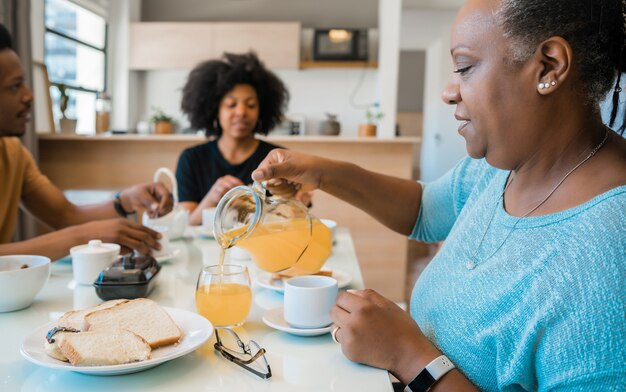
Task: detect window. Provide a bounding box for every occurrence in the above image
[45,0,107,135]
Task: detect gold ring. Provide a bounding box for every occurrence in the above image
[331,325,340,344]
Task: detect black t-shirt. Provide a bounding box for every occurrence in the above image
[175,139,280,203]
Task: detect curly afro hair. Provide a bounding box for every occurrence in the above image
[181,51,289,137]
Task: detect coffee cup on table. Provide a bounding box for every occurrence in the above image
[284,275,338,329]
[147,225,170,257]
[70,240,120,285]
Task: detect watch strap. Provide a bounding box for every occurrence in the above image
[404,355,455,392]
[113,192,135,217]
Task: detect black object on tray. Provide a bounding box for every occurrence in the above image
[94,254,161,300]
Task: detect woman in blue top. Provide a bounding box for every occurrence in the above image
[176,52,288,225]
[252,0,626,390]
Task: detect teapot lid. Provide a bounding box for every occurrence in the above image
[70,240,120,255]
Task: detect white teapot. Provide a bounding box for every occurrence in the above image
[142,167,189,239]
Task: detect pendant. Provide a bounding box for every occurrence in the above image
[466,260,476,270]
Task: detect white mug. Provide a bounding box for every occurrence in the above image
[284,275,338,329]
[70,240,120,285]
[147,225,170,257]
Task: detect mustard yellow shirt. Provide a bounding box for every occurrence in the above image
[0,137,52,243]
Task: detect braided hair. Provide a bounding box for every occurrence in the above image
[496,0,626,134]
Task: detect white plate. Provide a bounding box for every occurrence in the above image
[191,226,215,239]
[20,307,213,376]
[154,248,181,263]
[255,269,352,293]
[262,307,332,337]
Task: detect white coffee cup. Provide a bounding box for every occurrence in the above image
[148,225,170,257]
[284,275,338,329]
[70,240,120,285]
[202,208,217,233]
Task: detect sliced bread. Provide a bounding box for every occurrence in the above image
[58,330,151,366]
[58,299,128,330]
[85,298,182,348]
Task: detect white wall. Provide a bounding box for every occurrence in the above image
[132,68,378,136]
[401,9,465,181]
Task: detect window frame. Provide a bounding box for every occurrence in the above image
[44,0,108,131]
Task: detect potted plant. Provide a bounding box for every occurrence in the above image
[150,107,175,134]
[58,84,77,134]
[358,103,383,137]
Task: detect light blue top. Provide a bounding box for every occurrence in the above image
[410,157,626,391]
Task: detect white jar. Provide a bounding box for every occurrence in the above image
[70,240,120,285]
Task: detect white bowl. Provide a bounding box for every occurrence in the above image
[0,255,51,312]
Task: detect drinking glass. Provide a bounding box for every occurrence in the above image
[195,264,252,327]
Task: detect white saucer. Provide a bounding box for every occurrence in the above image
[255,269,352,293]
[154,248,181,263]
[262,307,332,337]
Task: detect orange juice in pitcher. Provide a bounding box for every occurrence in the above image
[214,182,332,274]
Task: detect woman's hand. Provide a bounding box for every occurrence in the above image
[119,182,174,218]
[252,149,329,198]
[74,218,162,255]
[205,175,244,207]
[330,289,441,383]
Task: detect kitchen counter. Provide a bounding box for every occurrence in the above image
[38,133,420,143]
[38,133,421,302]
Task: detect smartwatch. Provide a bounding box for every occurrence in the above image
[113,192,135,218]
[404,355,455,392]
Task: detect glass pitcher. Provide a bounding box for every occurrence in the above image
[213,182,332,275]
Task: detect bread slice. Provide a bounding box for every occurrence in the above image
[85,298,181,348]
[58,299,128,330]
[46,299,129,361]
[58,330,151,366]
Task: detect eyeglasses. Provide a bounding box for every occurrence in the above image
[214,328,272,379]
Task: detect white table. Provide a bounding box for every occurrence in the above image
[0,228,393,391]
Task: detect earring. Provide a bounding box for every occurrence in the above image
[538,81,556,90]
[213,119,220,131]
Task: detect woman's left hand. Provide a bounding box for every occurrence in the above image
[330,289,441,382]
[119,182,174,218]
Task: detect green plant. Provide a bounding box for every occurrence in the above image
[58,84,69,119]
[150,106,174,123]
[365,103,383,124]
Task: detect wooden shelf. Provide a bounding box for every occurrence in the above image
[299,60,378,69]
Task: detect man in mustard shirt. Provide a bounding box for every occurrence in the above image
[0,24,172,260]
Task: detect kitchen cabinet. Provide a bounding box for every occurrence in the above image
[129,22,300,70]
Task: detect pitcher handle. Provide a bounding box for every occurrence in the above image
[153,167,178,205]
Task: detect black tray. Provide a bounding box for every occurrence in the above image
[93,254,161,300]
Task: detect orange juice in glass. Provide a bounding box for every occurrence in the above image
[195,263,252,327]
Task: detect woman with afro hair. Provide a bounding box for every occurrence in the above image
[176,52,289,224]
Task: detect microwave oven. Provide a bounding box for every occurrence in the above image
[312,29,368,61]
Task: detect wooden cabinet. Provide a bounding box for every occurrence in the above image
[129,22,300,70]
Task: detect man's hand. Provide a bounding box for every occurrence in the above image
[76,218,162,255]
[119,182,174,218]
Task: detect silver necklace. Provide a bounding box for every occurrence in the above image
[465,130,610,270]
